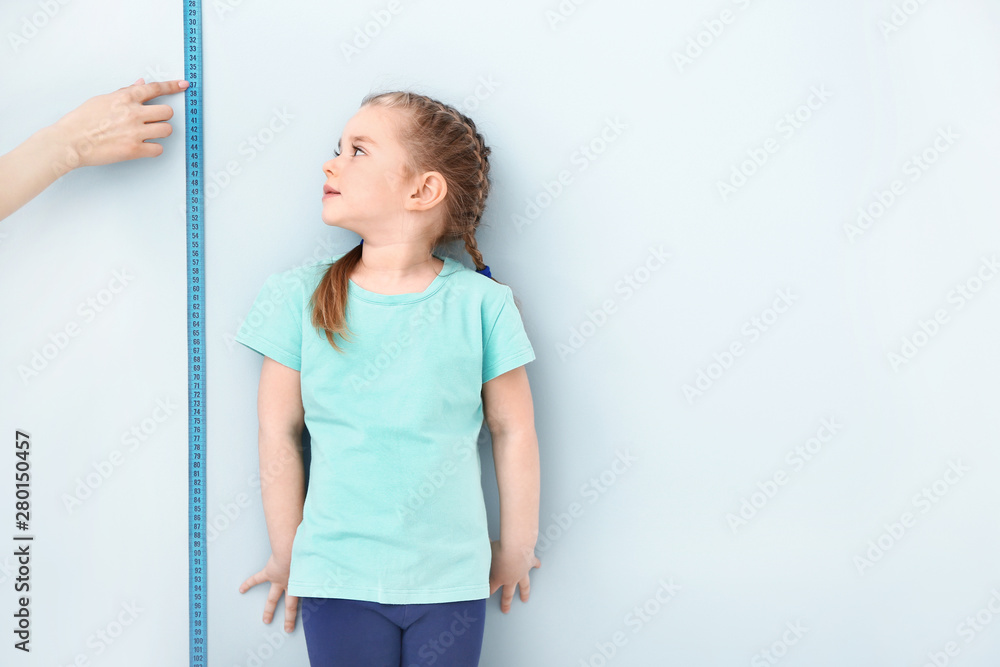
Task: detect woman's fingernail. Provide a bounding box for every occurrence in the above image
[180,80,189,88]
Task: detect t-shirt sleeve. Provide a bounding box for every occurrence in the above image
[482,286,536,384]
[234,271,303,371]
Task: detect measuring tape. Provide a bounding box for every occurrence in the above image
[184,1,206,665]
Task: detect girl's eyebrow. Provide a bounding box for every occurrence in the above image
[337,135,377,151]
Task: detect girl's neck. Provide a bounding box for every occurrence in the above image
[351,256,444,295]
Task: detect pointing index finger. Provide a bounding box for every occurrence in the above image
[128,79,190,104]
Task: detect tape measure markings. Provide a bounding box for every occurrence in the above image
[185,1,206,665]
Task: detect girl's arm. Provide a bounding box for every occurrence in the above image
[484,366,540,553]
[256,356,307,563]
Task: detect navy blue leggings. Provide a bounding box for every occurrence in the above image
[299,596,486,667]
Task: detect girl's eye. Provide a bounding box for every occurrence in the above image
[333,145,364,158]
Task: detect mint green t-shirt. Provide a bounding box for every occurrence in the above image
[235,251,536,604]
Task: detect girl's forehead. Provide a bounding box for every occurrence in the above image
[343,106,406,146]
[349,104,392,128]
[344,112,376,141]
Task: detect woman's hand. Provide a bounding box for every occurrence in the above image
[48,77,189,171]
[489,539,541,614]
[239,552,300,633]
[0,77,189,222]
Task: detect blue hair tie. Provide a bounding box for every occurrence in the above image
[359,240,490,277]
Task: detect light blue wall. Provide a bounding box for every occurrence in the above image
[2,0,999,665]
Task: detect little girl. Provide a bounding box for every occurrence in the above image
[235,90,541,665]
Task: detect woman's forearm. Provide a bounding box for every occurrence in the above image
[492,428,540,552]
[258,429,306,562]
[0,124,75,222]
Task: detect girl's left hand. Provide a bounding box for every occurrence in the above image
[489,539,541,614]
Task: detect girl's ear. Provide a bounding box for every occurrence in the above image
[405,171,447,211]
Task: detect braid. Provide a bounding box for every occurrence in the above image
[431,104,496,280]
[450,107,491,228]
[426,99,491,233]
[462,230,487,272]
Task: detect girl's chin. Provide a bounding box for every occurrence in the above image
[319,218,356,233]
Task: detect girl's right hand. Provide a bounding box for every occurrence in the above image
[239,553,299,633]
